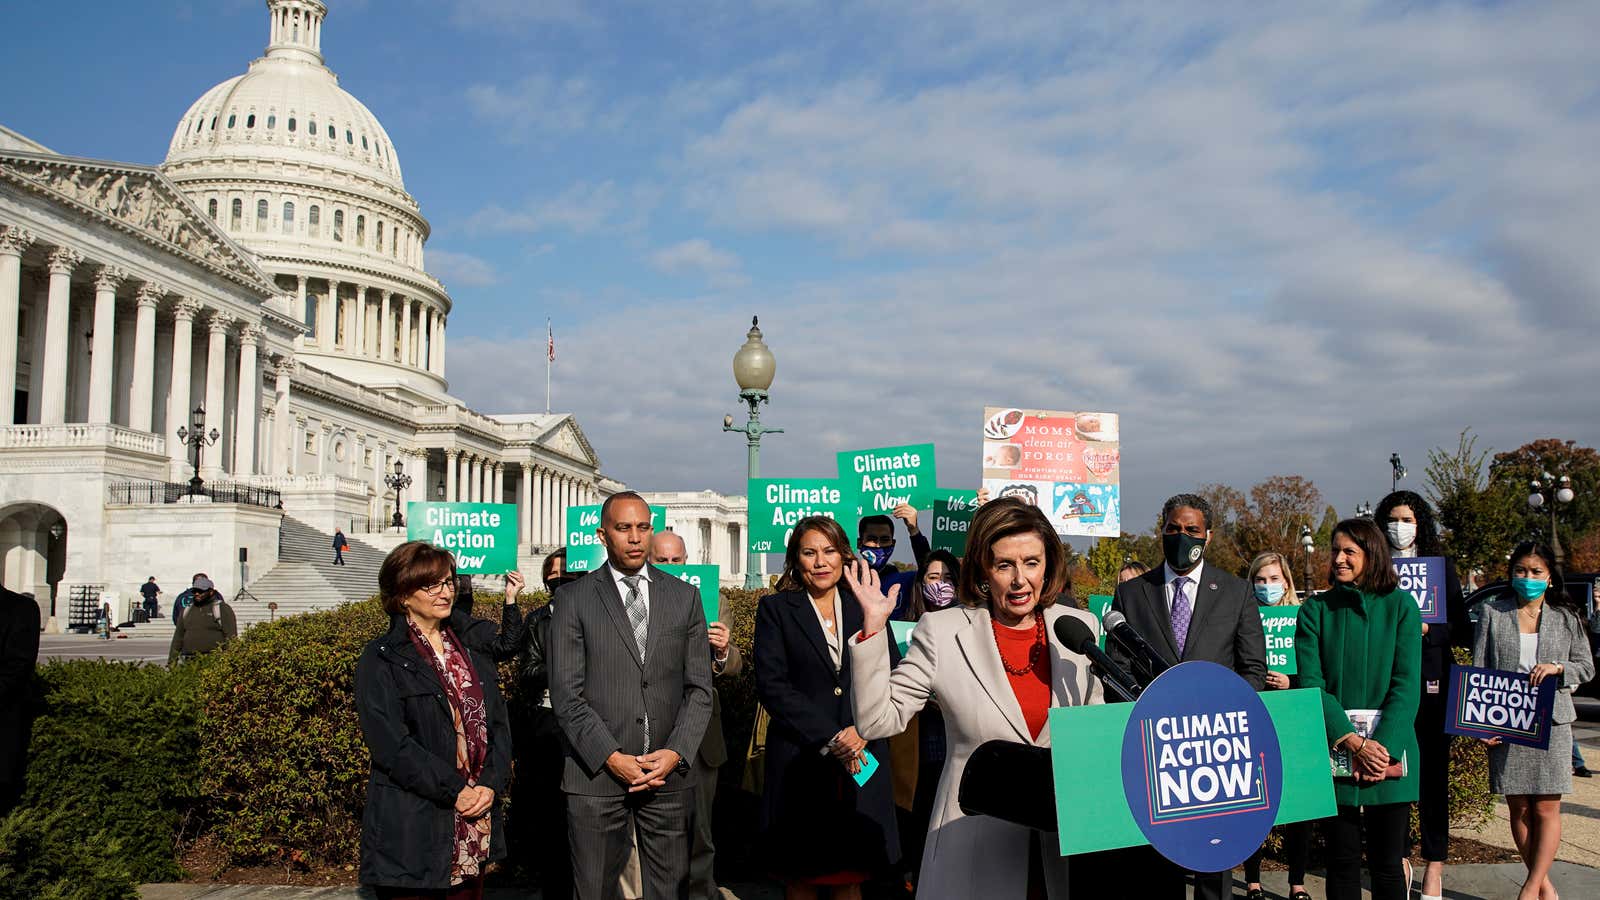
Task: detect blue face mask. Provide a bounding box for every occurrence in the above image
[858,545,894,569]
[1254,583,1286,605]
[1512,577,1548,601]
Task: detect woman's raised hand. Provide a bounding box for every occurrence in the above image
[843,559,899,636]
[503,571,525,604]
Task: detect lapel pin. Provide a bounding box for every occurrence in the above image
[1209,583,1218,591]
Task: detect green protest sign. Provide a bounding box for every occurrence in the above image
[408,502,519,574]
[564,504,666,573]
[658,564,722,625]
[930,489,978,555]
[1086,593,1114,650]
[837,443,937,517]
[747,478,850,553]
[890,620,917,656]
[1049,687,1335,856]
[1260,606,1301,675]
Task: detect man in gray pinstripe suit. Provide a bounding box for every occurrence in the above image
[550,492,713,899]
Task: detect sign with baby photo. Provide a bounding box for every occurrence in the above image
[981,407,1121,537]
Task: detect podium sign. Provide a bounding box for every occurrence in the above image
[1051,672,1335,862]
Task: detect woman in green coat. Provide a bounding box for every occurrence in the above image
[1296,517,1421,900]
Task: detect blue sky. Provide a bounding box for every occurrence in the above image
[5,1,1599,533]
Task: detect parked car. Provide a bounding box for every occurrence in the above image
[1465,572,1599,698]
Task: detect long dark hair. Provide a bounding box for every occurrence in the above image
[908,549,961,621]
[1328,518,1399,595]
[1375,490,1442,557]
[776,516,857,593]
[1505,541,1584,623]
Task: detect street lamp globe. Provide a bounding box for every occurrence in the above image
[1557,476,1574,504]
[1528,489,1545,509]
[394,459,405,476]
[1300,524,1314,553]
[732,316,776,393]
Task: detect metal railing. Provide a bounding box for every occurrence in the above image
[108,479,284,510]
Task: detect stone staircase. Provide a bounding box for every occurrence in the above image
[230,516,387,630]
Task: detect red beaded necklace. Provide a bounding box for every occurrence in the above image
[993,613,1045,676]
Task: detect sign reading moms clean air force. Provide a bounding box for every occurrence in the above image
[981,406,1120,537]
[838,443,937,515]
[565,504,667,573]
[1393,556,1448,624]
[1444,664,1558,749]
[747,478,850,553]
[1120,661,1283,872]
[408,502,519,574]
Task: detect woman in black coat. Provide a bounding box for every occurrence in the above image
[355,542,513,900]
[755,516,900,899]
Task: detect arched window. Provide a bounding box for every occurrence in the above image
[194,119,203,134]
[207,198,218,220]
[288,117,296,133]
[230,199,242,230]
[355,215,365,246]
[210,116,218,130]
[308,119,317,136]
[246,114,256,129]
[361,135,368,150]
[327,123,335,139]
[332,209,344,242]
[308,204,321,238]
[266,114,276,130]
[228,114,237,128]
[345,129,353,145]
[376,221,384,252]
[256,199,268,231]
[282,201,295,234]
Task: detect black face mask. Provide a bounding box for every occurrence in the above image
[1162,532,1207,573]
[545,574,579,593]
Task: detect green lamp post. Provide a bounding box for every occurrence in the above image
[724,317,782,589]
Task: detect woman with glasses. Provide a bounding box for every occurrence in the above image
[355,541,513,900]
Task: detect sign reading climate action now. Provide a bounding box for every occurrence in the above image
[1444,664,1558,749]
[1260,606,1300,675]
[1118,661,1284,872]
[565,504,667,573]
[1393,556,1448,624]
[838,443,937,515]
[407,502,518,574]
[747,478,850,553]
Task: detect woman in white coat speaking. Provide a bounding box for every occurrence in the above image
[844,497,1103,899]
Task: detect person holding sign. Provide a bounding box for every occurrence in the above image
[1472,541,1594,900]
[845,497,1103,900]
[1295,518,1420,900]
[858,504,931,621]
[1376,490,1467,900]
[1241,552,1311,900]
[754,516,901,898]
[548,492,713,900]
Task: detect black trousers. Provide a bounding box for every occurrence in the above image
[1415,691,1451,862]
[1324,802,1410,900]
[568,787,694,900]
[1243,820,1311,886]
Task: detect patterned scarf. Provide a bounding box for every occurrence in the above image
[406,618,492,885]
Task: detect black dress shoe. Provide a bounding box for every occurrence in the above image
[1290,892,1313,900]
[1244,890,1266,900]
[1576,765,1593,778]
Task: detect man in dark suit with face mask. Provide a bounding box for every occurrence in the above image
[1105,492,1268,900]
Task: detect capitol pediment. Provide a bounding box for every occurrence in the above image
[541,415,600,469]
[0,149,276,295]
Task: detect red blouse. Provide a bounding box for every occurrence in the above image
[993,619,1051,740]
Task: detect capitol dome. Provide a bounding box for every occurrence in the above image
[160,0,454,401]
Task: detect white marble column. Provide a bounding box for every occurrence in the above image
[87,266,125,424]
[167,299,201,468]
[39,247,83,425]
[400,299,413,367]
[519,463,534,546]
[272,358,293,474]
[295,275,308,328]
[319,280,337,348]
[352,286,366,358]
[129,284,161,432]
[466,456,479,502]
[444,449,459,502]
[0,227,35,425]
[233,325,260,475]
[379,291,392,361]
[436,315,447,376]
[203,312,234,476]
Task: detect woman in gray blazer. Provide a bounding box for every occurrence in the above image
[846,498,1103,900]
[1473,541,1594,900]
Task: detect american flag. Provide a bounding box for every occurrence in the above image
[547,320,555,362]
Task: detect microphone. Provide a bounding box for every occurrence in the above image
[1055,615,1142,702]
[1102,610,1171,685]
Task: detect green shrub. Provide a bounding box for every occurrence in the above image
[0,659,206,900]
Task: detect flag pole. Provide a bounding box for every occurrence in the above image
[545,318,552,414]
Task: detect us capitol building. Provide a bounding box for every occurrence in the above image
[0,1,769,632]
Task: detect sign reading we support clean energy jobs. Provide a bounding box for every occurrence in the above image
[408,502,519,574]
[1260,606,1300,675]
[747,479,851,553]
[565,504,667,573]
[838,443,937,516]
[930,489,978,555]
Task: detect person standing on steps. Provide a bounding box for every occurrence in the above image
[333,528,349,566]
[139,577,162,620]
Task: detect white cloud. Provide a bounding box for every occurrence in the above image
[461,181,637,235]
[426,249,500,287]
[648,239,748,289]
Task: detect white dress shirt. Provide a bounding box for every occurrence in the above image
[1162,559,1206,615]
[608,562,652,615]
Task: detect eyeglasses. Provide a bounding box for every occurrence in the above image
[418,578,457,597]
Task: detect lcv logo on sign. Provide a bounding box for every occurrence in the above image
[1120,661,1283,872]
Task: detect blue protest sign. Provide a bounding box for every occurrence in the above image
[1444,664,1557,750]
[1393,556,1448,624]
[1119,661,1283,872]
